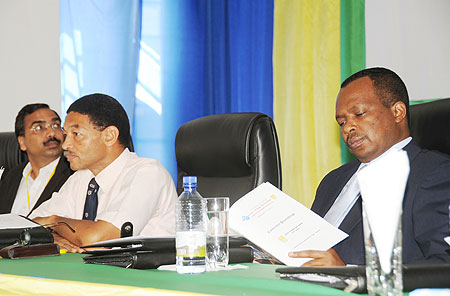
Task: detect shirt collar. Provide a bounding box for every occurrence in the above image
[93,148,132,192]
[359,137,412,168]
[22,157,60,178]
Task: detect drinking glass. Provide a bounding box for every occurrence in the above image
[205,197,229,269]
[363,206,403,296]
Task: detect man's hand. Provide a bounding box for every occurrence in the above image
[53,233,84,253]
[288,248,345,266]
[33,215,56,226]
[33,215,120,247]
[33,216,84,253]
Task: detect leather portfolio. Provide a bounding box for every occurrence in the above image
[0,227,54,249]
[0,243,60,259]
[82,236,253,269]
[275,264,450,293]
[82,236,249,252]
[83,247,254,269]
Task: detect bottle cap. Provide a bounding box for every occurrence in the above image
[183,176,197,187]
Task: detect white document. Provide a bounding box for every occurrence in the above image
[0,213,39,229]
[445,236,450,246]
[229,182,348,266]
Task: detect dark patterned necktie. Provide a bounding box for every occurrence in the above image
[82,178,99,220]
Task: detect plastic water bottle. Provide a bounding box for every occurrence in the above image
[176,176,206,274]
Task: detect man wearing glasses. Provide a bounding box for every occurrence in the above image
[0,104,73,216]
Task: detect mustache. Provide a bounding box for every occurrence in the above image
[63,150,75,157]
[346,133,365,145]
[43,137,61,146]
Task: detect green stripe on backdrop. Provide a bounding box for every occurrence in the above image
[340,0,365,164]
[410,99,438,105]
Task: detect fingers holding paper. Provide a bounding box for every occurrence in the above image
[288,248,345,266]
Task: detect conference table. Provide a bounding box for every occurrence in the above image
[0,253,375,296]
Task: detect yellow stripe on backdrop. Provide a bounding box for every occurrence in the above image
[273,0,342,207]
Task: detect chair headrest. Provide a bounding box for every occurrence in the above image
[175,113,269,176]
[0,132,27,174]
[410,98,450,156]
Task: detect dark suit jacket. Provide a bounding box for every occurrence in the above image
[312,140,450,265]
[0,157,73,216]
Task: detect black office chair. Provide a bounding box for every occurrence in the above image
[409,98,450,156]
[0,132,27,179]
[175,112,282,205]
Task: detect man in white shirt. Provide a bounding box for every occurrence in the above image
[0,104,73,216]
[31,94,178,252]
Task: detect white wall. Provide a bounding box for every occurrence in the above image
[0,0,60,131]
[366,0,450,100]
[1,0,449,133]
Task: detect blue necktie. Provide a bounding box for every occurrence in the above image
[83,178,99,220]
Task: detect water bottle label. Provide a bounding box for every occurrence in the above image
[176,231,206,258]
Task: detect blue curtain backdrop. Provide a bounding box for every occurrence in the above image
[60,0,141,124]
[159,0,274,179]
[60,0,274,183]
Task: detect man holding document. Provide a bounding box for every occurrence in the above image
[289,67,450,266]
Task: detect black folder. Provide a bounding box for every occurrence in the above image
[275,264,450,293]
[0,227,54,249]
[82,236,249,252]
[0,226,58,259]
[83,247,254,269]
[82,236,253,269]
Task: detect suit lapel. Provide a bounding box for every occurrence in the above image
[339,195,362,234]
[29,157,72,215]
[332,163,362,235]
[0,162,26,213]
[338,139,420,235]
[402,139,421,164]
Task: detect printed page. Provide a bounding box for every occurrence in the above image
[0,213,39,229]
[229,182,348,266]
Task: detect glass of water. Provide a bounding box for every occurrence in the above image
[363,206,403,296]
[205,197,229,270]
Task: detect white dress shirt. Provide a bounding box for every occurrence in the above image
[324,137,412,227]
[11,157,60,216]
[31,149,178,236]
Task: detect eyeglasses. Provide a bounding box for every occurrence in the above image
[19,222,75,246]
[28,122,62,134]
